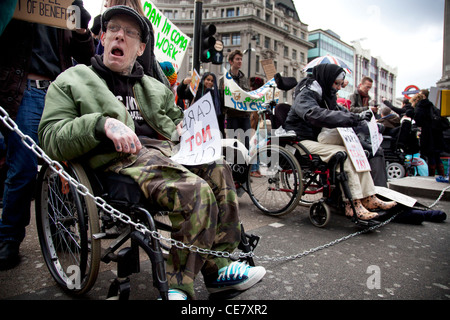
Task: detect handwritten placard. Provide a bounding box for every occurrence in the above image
[171,92,222,165]
[337,127,371,172]
[141,0,190,71]
[13,0,80,30]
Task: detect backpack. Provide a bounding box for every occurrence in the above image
[430,106,450,130]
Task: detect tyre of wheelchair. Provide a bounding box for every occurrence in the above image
[35,162,101,295]
[247,145,303,216]
[309,200,331,228]
[386,162,405,180]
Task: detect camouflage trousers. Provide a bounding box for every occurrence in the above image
[106,138,241,299]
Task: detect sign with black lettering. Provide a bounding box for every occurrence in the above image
[171,92,222,166]
[13,0,80,30]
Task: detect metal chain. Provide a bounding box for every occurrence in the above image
[0,106,400,262]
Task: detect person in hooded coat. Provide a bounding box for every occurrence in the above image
[284,64,396,221]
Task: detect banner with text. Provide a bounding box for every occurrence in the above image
[141,0,190,71]
[171,92,222,166]
[224,72,280,112]
[337,127,371,172]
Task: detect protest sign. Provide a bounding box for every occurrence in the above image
[337,127,371,172]
[189,69,201,96]
[13,0,80,30]
[224,73,280,112]
[171,93,222,166]
[367,114,383,156]
[141,0,190,71]
[260,59,277,80]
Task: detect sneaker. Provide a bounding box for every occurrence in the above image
[158,289,188,300]
[206,261,266,294]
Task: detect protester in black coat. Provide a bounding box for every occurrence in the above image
[413,92,446,176]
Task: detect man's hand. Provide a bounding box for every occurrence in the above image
[105,118,142,154]
[176,121,184,138]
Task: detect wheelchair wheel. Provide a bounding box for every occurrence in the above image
[35,162,101,295]
[386,162,405,180]
[309,201,331,228]
[247,145,303,216]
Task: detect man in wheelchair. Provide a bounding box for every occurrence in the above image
[38,6,265,300]
[285,64,397,221]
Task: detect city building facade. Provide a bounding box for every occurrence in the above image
[352,40,398,105]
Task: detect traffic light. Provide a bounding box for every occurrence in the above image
[211,40,224,65]
[200,24,216,63]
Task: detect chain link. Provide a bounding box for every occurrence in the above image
[0,106,401,262]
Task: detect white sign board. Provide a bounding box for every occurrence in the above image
[141,0,190,71]
[224,73,279,112]
[367,114,383,156]
[337,127,371,172]
[171,93,222,166]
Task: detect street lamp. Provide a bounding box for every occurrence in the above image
[243,35,257,78]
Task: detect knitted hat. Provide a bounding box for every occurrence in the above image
[159,61,177,86]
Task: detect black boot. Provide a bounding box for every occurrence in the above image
[0,241,20,270]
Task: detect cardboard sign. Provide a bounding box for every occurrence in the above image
[260,59,277,80]
[224,73,280,112]
[141,0,190,71]
[171,92,222,166]
[13,0,81,30]
[189,69,201,97]
[337,127,371,172]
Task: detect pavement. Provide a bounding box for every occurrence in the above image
[0,176,449,312]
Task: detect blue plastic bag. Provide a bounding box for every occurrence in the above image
[405,153,428,176]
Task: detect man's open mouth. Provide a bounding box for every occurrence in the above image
[111,47,124,56]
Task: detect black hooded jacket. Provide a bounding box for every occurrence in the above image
[285,64,360,141]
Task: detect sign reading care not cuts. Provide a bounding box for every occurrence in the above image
[171,93,222,166]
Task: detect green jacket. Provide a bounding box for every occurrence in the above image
[38,64,184,169]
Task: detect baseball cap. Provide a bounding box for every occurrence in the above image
[101,5,149,43]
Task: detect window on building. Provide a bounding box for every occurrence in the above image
[264,36,271,49]
[256,55,260,73]
[222,34,230,46]
[227,8,235,17]
[300,52,305,63]
[284,46,289,58]
[292,49,297,60]
[232,32,241,45]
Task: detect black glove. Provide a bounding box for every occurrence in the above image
[358,110,373,122]
[72,1,91,30]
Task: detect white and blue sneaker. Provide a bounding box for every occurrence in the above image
[158,289,188,300]
[206,261,266,294]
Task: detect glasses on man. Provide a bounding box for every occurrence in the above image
[106,22,141,40]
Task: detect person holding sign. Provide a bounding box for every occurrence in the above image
[285,64,397,221]
[219,50,252,148]
[177,72,223,134]
[0,0,94,270]
[38,6,265,300]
